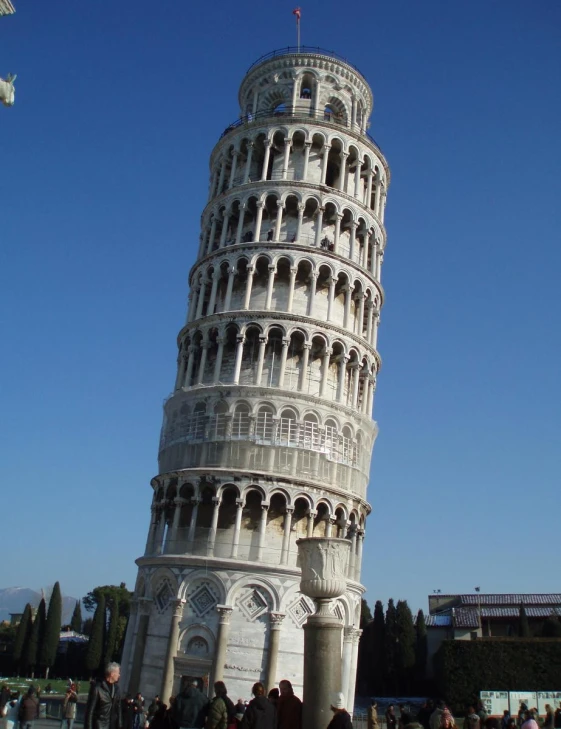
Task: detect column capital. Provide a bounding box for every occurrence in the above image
[343,625,354,641]
[173,497,186,507]
[246,141,255,149]
[281,338,290,347]
[235,498,245,508]
[290,266,298,275]
[191,496,202,505]
[307,509,317,518]
[264,139,273,149]
[330,276,338,286]
[259,335,268,344]
[212,496,222,506]
[297,203,306,212]
[341,151,349,159]
[304,141,313,148]
[323,347,333,357]
[322,144,332,153]
[351,220,360,229]
[269,612,286,628]
[171,598,186,618]
[261,503,269,512]
[268,264,277,272]
[276,200,285,209]
[228,266,237,276]
[302,342,312,351]
[216,604,234,625]
[283,138,293,147]
[336,212,344,221]
[285,506,295,515]
[257,200,265,209]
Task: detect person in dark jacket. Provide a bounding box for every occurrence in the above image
[171,680,208,729]
[240,683,275,729]
[19,687,39,729]
[326,692,352,729]
[84,662,123,729]
[277,680,302,729]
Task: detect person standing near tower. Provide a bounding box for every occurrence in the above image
[276,680,302,729]
[85,663,123,729]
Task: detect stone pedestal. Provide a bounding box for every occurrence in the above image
[297,538,351,729]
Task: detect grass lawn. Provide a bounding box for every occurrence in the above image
[0,677,88,695]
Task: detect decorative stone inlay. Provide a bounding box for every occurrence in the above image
[189,584,217,617]
[237,587,269,621]
[288,596,314,627]
[186,636,209,656]
[155,580,174,613]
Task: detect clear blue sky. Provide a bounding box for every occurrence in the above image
[1,1,560,615]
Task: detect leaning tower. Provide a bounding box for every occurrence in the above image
[121,46,389,707]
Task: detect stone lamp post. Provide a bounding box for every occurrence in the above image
[297,537,351,729]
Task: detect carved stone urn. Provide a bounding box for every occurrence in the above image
[296,537,350,617]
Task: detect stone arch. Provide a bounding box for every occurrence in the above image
[226,576,280,613]
[179,623,216,659]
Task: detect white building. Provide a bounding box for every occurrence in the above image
[121,46,390,705]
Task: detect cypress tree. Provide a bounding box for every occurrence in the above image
[85,595,106,675]
[396,600,416,694]
[370,599,386,694]
[40,581,63,678]
[104,598,119,667]
[70,601,83,633]
[360,599,373,628]
[24,598,46,677]
[415,609,428,689]
[13,603,33,673]
[385,598,397,695]
[518,603,530,637]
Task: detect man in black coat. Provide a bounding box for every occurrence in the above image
[85,662,123,729]
[171,679,208,729]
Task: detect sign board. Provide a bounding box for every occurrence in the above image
[480,692,510,716]
[537,693,561,715]
[509,693,538,715]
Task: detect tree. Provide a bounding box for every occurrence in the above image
[542,614,561,638]
[415,609,428,689]
[385,598,398,694]
[104,598,119,667]
[85,595,106,675]
[13,603,33,672]
[518,604,530,637]
[70,601,83,633]
[40,580,62,678]
[360,599,373,629]
[83,584,132,620]
[396,600,416,694]
[24,598,46,677]
[370,599,386,694]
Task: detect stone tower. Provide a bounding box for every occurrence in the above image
[121,46,389,707]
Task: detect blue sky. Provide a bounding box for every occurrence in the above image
[1,1,560,614]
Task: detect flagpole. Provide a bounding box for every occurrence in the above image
[297,15,300,51]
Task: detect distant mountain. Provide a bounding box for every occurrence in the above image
[0,587,79,625]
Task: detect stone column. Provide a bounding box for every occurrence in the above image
[376,251,384,281]
[343,286,352,329]
[308,272,318,317]
[354,160,362,199]
[235,204,246,244]
[184,345,196,388]
[327,277,337,322]
[341,626,354,713]
[265,265,276,310]
[319,348,332,398]
[169,498,185,552]
[349,221,358,261]
[207,218,218,255]
[207,497,221,556]
[320,144,331,185]
[372,312,380,349]
[297,538,351,729]
[212,605,233,685]
[374,175,382,217]
[339,152,349,192]
[257,504,268,561]
[243,142,254,183]
[366,300,374,342]
[274,201,284,241]
[356,293,365,336]
[255,335,267,386]
[228,151,239,188]
[174,354,187,391]
[187,498,200,546]
[287,267,297,312]
[128,598,152,695]
[337,355,348,404]
[347,629,362,718]
[314,206,324,247]
[261,140,272,181]
[348,526,357,577]
[223,267,236,311]
[233,335,245,384]
[205,273,217,315]
[208,168,218,201]
[213,337,225,383]
[355,530,365,581]
[296,203,305,241]
[306,510,316,537]
[242,265,255,310]
[281,139,292,180]
[266,613,286,691]
[278,338,290,388]
[160,598,186,702]
[280,507,294,564]
[196,341,209,385]
[145,506,158,555]
[188,287,200,323]
[254,201,265,240]
[366,169,374,208]
[299,343,311,392]
[217,159,227,193]
[302,142,312,180]
[219,212,231,248]
[351,364,360,409]
[368,376,376,413]
[231,499,244,558]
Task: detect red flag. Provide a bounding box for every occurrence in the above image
[293,7,301,19]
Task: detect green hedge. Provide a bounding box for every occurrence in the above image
[434,639,561,711]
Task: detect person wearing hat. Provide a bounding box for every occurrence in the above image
[327,692,352,729]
